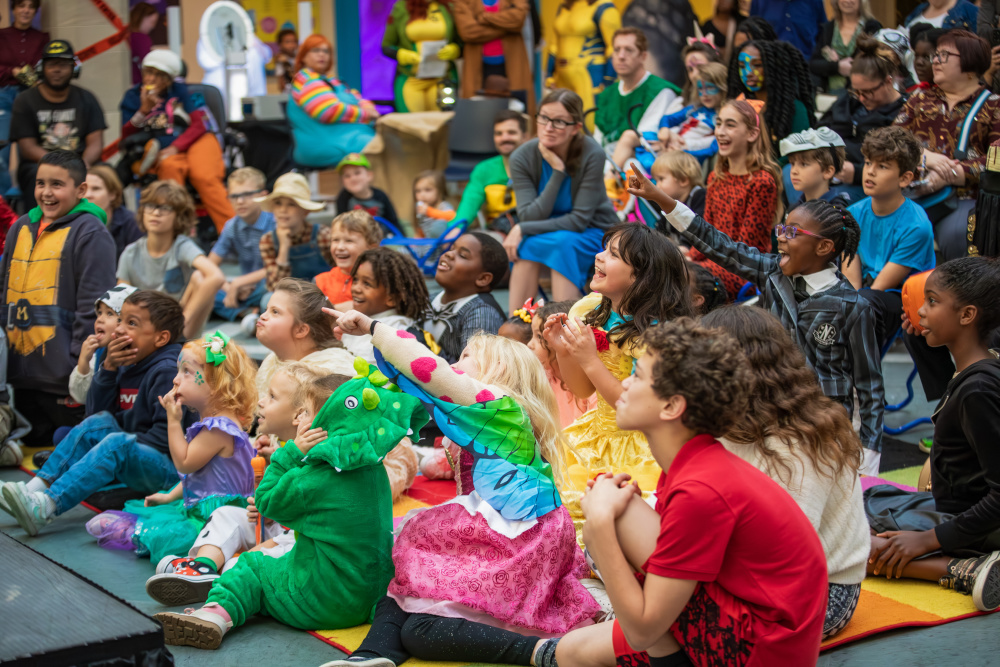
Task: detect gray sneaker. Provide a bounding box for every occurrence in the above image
[2,481,52,536]
[0,440,23,467]
[939,550,1000,611]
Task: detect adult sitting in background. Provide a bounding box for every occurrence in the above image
[504,89,618,309]
[0,0,47,197]
[453,109,528,232]
[453,0,535,115]
[596,27,680,169]
[9,40,105,212]
[728,39,815,158]
[288,35,378,169]
[700,0,744,62]
[119,49,234,233]
[822,36,907,200]
[905,0,978,31]
[893,29,1000,260]
[85,164,143,262]
[810,0,881,93]
[666,41,722,116]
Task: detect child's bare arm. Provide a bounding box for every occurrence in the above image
[842,253,863,290]
[871,262,913,292]
[171,427,231,474]
[145,482,183,506]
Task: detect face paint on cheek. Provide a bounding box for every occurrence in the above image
[195,371,205,386]
[739,53,763,92]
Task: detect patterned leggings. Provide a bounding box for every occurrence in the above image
[824,582,861,639]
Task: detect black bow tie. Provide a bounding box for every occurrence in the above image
[428,300,459,331]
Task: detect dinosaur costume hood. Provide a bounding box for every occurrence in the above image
[211,357,428,630]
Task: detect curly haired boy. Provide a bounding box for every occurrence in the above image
[552,318,829,667]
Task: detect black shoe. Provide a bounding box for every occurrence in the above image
[32,449,51,468]
[940,551,1000,611]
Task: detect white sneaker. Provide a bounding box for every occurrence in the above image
[0,480,13,515]
[240,312,260,337]
[2,481,52,536]
[0,440,23,467]
[580,577,615,622]
[155,606,232,650]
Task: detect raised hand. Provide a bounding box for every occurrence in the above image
[158,387,184,422]
[103,333,137,371]
[322,307,373,338]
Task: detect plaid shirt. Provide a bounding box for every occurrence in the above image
[664,203,885,452]
[259,223,334,291]
[422,292,506,364]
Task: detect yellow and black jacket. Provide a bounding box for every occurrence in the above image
[0,200,116,395]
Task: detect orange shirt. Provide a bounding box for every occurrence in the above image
[314,266,353,304]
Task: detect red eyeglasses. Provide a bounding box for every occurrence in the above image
[775,224,827,240]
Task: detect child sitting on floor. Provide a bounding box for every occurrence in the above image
[544,223,693,537]
[1,292,194,536]
[154,356,429,649]
[339,248,430,364]
[629,169,886,472]
[322,308,599,666]
[254,278,356,398]
[257,173,335,296]
[498,298,542,345]
[314,210,382,308]
[414,169,456,239]
[145,364,348,605]
[117,180,227,340]
[865,258,1000,612]
[703,306,870,639]
[555,318,828,667]
[84,332,258,565]
[422,231,508,364]
[68,284,139,405]
[687,263,727,315]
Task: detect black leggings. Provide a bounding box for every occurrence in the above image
[352,596,540,665]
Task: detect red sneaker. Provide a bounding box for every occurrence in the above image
[146,558,219,605]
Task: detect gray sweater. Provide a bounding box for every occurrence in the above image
[509,136,619,237]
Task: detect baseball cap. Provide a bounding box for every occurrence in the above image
[95,284,139,315]
[42,40,76,60]
[336,153,371,171]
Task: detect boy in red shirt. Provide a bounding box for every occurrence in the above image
[555,318,828,667]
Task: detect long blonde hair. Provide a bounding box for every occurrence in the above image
[464,334,568,487]
[832,0,874,23]
[182,338,258,430]
[714,99,784,223]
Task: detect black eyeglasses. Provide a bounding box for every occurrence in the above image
[536,114,576,130]
[931,50,961,64]
[142,203,173,215]
[848,79,886,100]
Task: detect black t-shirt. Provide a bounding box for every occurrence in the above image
[10,84,107,155]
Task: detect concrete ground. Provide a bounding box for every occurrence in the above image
[3,278,998,666]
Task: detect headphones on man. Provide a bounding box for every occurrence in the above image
[35,56,82,80]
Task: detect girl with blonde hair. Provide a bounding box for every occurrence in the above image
[323,308,599,666]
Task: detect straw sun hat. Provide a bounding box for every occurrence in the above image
[254,173,324,211]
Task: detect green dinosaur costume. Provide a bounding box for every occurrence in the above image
[204,358,428,630]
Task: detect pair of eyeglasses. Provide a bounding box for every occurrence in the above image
[142,203,173,215]
[931,50,960,64]
[775,224,827,240]
[227,189,263,202]
[536,114,576,130]
[848,79,885,100]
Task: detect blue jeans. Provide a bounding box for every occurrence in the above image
[212,279,266,321]
[37,412,179,515]
[0,85,19,196]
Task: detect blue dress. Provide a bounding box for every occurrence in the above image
[517,162,606,291]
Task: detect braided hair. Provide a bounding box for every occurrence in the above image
[350,248,430,321]
[728,39,815,144]
[796,199,861,266]
[687,263,728,315]
[735,16,778,43]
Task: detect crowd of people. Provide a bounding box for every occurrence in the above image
[1,1,1000,666]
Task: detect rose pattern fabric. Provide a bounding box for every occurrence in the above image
[388,502,600,633]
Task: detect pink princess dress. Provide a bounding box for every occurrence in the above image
[371,324,600,634]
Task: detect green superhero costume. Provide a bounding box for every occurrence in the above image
[203,358,428,630]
